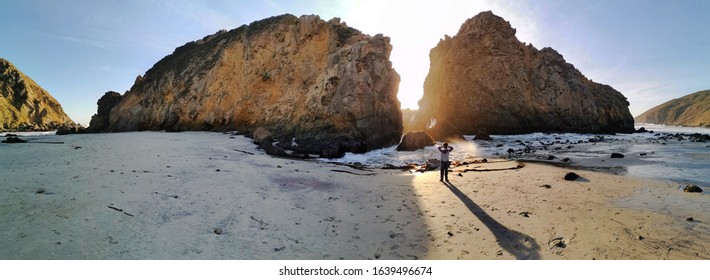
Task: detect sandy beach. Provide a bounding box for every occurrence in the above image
[1,132,708,259]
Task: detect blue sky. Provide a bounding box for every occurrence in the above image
[1,0,708,125]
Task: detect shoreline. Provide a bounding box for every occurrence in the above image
[1,132,708,259]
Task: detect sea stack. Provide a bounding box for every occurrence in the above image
[90,14,402,157]
[1,58,74,132]
[635,90,710,127]
[412,11,634,140]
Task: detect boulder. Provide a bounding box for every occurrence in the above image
[610,153,625,158]
[92,14,402,157]
[474,132,491,141]
[683,184,703,193]
[410,11,635,137]
[396,131,434,151]
[424,158,441,171]
[563,172,579,181]
[635,127,652,133]
[2,135,26,143]
[252,127,273,145]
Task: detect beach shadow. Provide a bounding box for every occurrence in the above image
[443,181,541,260]
[576,177,591,183]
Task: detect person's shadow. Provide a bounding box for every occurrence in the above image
[443,181,541,259]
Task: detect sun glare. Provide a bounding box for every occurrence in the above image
[342,0,526,111]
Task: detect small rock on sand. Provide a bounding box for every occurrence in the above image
[683,184,703,193]
[213,228,222,235]
[564,172,579,181]
[611,153,625,158]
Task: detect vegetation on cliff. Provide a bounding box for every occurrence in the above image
[1,58,74,132]
[635,90,710,127]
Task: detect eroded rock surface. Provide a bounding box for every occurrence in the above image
[413,11,634,140]
[97,14,402,157]
[1,58,74,131]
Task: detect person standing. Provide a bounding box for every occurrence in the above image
[438,142,453,181]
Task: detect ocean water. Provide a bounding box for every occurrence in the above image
[324,124,710,188]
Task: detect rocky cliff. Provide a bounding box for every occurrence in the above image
[412,11,634,140]
[95,14,402,157]
[86,91,123,133]
[1,58,74,132]
[635,90,710,127]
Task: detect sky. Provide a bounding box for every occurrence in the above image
[1,0,708,126]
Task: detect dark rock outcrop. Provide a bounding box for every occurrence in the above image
[2,135,27,143]
[683,184,703,193]
[91,14,402,157]
[396,131,434,151]
[85,91,123,133]
[635,90,710,127]
[411,11,634,140]
[1,58,74,131]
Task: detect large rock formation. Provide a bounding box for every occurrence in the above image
[412,11,634,140]
[396,131,433,151]
[1,58,74,131]
[85,91,123,133]
[95,14,402,157]
[635,90,710,127]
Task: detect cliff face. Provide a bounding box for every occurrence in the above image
[414,11,634,140]
[86,91,123,133]
[99,14,402,157]
[0,58,74,132]
[635,90,710,127]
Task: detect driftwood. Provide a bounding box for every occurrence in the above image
[330,169,376,176]
[453,162,526,173]
[233,149,255,155]
[250,216,268,230]
[108,205,134,217]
